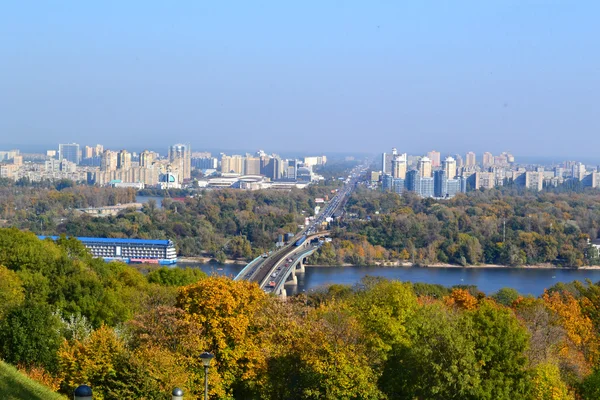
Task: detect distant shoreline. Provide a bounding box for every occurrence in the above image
[175,256,600,270]
[305,262,600,270]
[177,256,246,265]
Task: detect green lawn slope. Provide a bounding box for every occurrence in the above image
[0,361,66,400]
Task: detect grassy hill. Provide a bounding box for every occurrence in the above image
[0,361,66,400]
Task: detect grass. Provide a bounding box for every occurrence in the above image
[0,361,66,400]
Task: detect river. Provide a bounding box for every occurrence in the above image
[176,262,600,296]
[136,195,165,209]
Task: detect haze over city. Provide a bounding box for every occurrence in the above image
[1,1,599,156]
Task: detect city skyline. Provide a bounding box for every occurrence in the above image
[2,141,600,167]
[1,2,599,156]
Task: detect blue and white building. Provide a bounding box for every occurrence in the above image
[39,236,177,265]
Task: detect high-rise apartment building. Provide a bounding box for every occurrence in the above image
[285,159,298,180]
[391,154,407,179]
[221,155,245,175]
[572,163,586,181]
[381,148,397,174]
[101,150,118,171]
[261,157,282,180]
[140,150,154,167]
[94,144,104,157]
[482,152,494,167]
[434,170,447,198]
[454,154,464,169]
[427,150,441,168]
[117,150,131,170]
[59,143,80,165]
[84,146,94,159]
[169,144,192,181]
[191,156,218,170]
[245,156,261,175]
[465,152,476,167]
[418,156,432,178]
[443,156,457,179]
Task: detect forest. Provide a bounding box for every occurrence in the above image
[0,183,338,261]
[310,187,600,267]
[0,228,599,399]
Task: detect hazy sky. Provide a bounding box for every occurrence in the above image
[1,1,598,157]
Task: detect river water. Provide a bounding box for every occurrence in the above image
[136,195,165,209]
[177,262,600,297]
[138,196,600,296]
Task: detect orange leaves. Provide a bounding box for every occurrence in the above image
[18,364,63,392]
[445,288,479,310]
[543,291,596,351]
[542,290,600,373]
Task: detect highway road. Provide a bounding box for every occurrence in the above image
[236,163,368,293]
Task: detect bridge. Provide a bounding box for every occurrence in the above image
[234,232,328,297]
[234,163,366,297]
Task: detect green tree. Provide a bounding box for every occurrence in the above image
[0,303,64,371]
[492,287,521,306]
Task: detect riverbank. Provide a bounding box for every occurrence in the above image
[306,261,600,270]
[177,256,247,265]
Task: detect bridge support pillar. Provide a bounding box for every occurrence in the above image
[285,268,298,285]
[296,258,305,273]
[278,287,287,299]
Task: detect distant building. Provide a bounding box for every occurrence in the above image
[454,154,464,168]
[443,156,457,179]
[169,144,192,181]
[59,143,80,165]
[418,157,432,178]
[406,170,434,197]
[286,159,298,180]
[117,150,131,170]
[465,151,476,167]
[296,166,312,183]
[582,172,600,188]
[572,162,586,181]
[392,153,407,179]
[525,171,544,191]
[482,152,494,168]
[382,174,394,192]
[140,150,155,168]
[434,170,447,197]
[381,148,398,174]
[191,156,217,170]
[303,156,327,167]
[392,178,405,194]
[475,171,495,190]
[427,150,441,168]
[245,156,261,175]
[447,179,462,197]
[101,150,118,171]
[83,146,94,159]
[221,154,245,175]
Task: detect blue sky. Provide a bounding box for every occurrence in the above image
[0,1,598,157]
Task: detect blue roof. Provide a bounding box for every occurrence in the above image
[39,236,172,246]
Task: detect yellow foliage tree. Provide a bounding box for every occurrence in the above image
[530,362,574,400]
[445,288,479,310]
[176,276,267,398]
[543,290,600,369]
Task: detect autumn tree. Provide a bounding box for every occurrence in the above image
[176,276,267,398]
